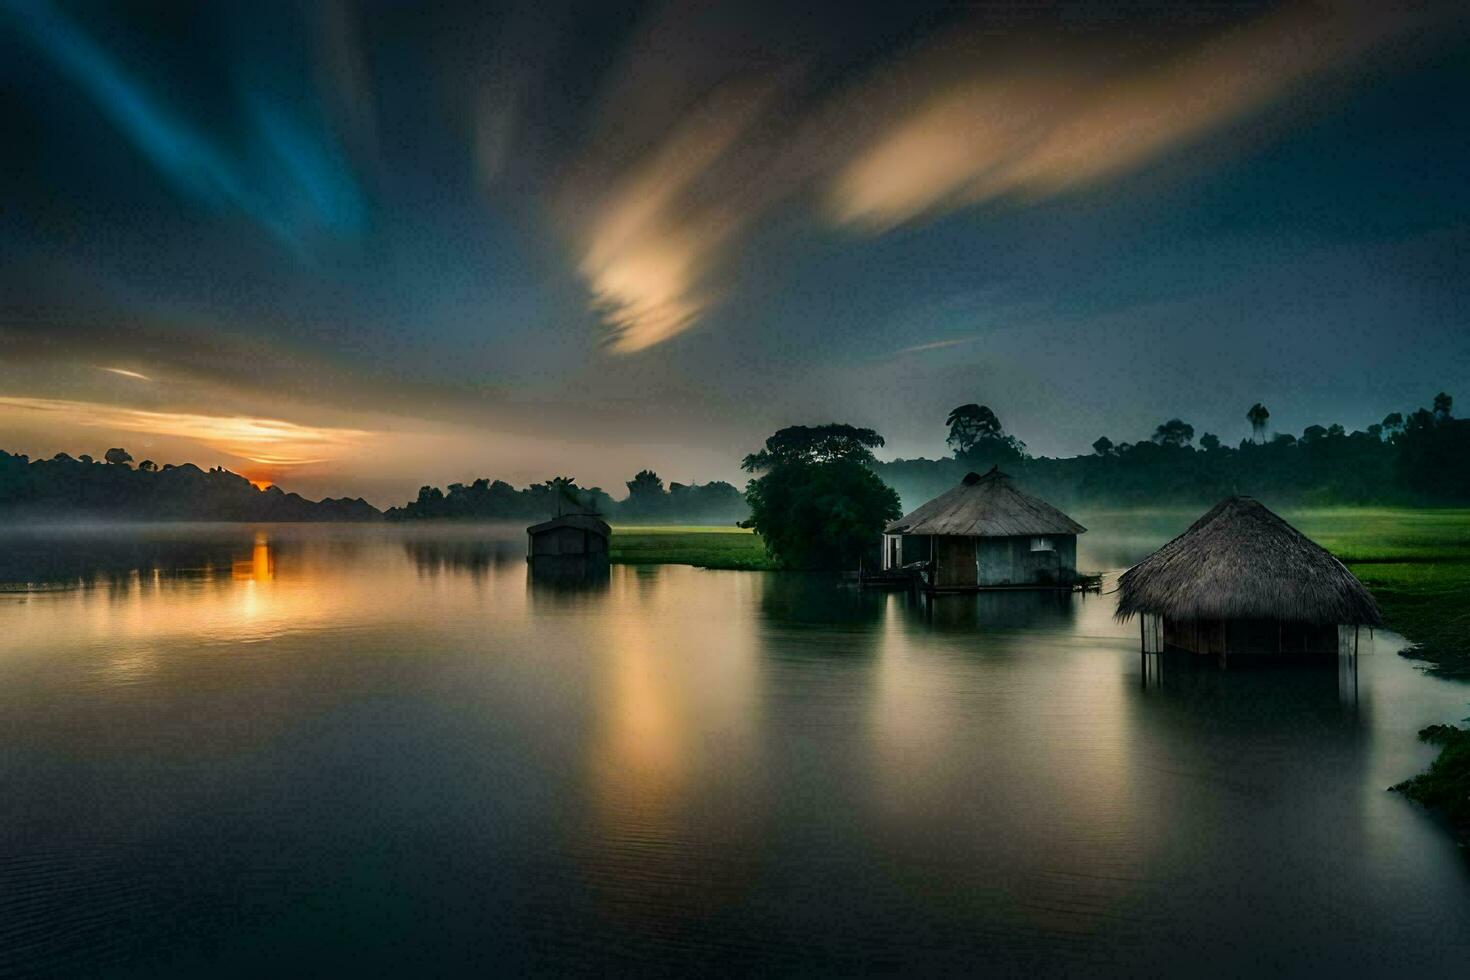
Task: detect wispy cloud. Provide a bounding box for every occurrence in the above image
[565,83,777,353]
[890,336,981,357]
[0,396,372,466]
[99,366,152,381]
[559,1,1434,352]
[828,2,1432,230]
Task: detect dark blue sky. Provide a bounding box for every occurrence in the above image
[2,0,1467,502]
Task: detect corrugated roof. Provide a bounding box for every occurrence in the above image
[1115,496,1382,626]
[885,468,1086,537]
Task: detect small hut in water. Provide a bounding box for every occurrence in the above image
[883,468,1086,590]
[1116,496,1381,659]
[526,514,610,578]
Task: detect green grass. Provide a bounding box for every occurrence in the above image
[1283,508,1470,679]
[608,525,776,571]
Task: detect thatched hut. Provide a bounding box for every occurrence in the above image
[883,468,1086,590]
[1116,496,1382,658]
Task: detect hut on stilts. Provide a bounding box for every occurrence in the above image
[881,467,1086,591]
[1115,496,1382,662]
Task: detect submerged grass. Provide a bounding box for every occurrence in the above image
[608,525,775,571]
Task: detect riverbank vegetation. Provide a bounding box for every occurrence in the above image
[1288,508,1470,679]
[877,391,1469,512]
[1392,725,1470,843]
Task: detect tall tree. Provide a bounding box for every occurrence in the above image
[741,424,885,472]
[945,404,1002,456]
[621,469,667,518]
[1151,419,1195,448]
[944,404,1026,464]
[1434,392,1454,421]
[1246,403,1270,443]
[742,424,900,569]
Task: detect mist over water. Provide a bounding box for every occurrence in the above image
[1,522,1467,976]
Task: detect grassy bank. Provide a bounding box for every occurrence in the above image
[1392,724,1470,843]
[609,525,775,571]
[1290,509,1470,842]
[1288,508,1470,679]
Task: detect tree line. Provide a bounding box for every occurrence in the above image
[875,392,1469,512]
[3,390,1465,570]
[385,470,745,522]
[0,448,377,521]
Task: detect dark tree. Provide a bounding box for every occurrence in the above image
[1434,392,1454,420]
[945,404,1003,456]
[104,448,133,465]
[625,469,665,500]
[138,459,157,472]
[1382,412,1405,435]
[742,424,900,569]
[1302,425,1328,443]
[1151,419,1195,448]
[1091,436,1114,456]
[1199,433,1221,452]
[1247,403,1270,443]
[741,424,885,472]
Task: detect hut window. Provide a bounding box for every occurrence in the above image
[1030,536,1054,552]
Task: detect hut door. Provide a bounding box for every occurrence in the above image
[938,536,977,588]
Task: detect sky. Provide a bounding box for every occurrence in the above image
[2,0,1468,505]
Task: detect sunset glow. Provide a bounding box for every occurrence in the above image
[0,397,373,467]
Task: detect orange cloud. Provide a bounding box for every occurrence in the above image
[564,83,778,353]
[555,2,1438,353]
[829,2,1431,230]
[0,396,372,466]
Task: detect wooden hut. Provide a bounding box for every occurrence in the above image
[526,514,610,568]
[883,468,1086,590]
[1116,496,1382,659]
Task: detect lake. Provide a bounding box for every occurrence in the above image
[1,522,1468,976]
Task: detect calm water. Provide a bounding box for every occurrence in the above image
[1,523,1468,977]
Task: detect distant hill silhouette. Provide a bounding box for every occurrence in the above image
[0,450,379,521]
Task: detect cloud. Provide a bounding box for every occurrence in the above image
[828,2,1434,230]
[0,396,373,466]
[565,83,777,353]
[99,366,152,381]
[558,1,1438,352]
[890,336,981,357]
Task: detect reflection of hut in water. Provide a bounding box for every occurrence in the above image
[1117,497,1381,662]
[882,468,1085,591]
[527,514,610,582]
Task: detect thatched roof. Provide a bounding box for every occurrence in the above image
[1115,497,1382,626]
[527,514,610,538]
[885,468,1086,537]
